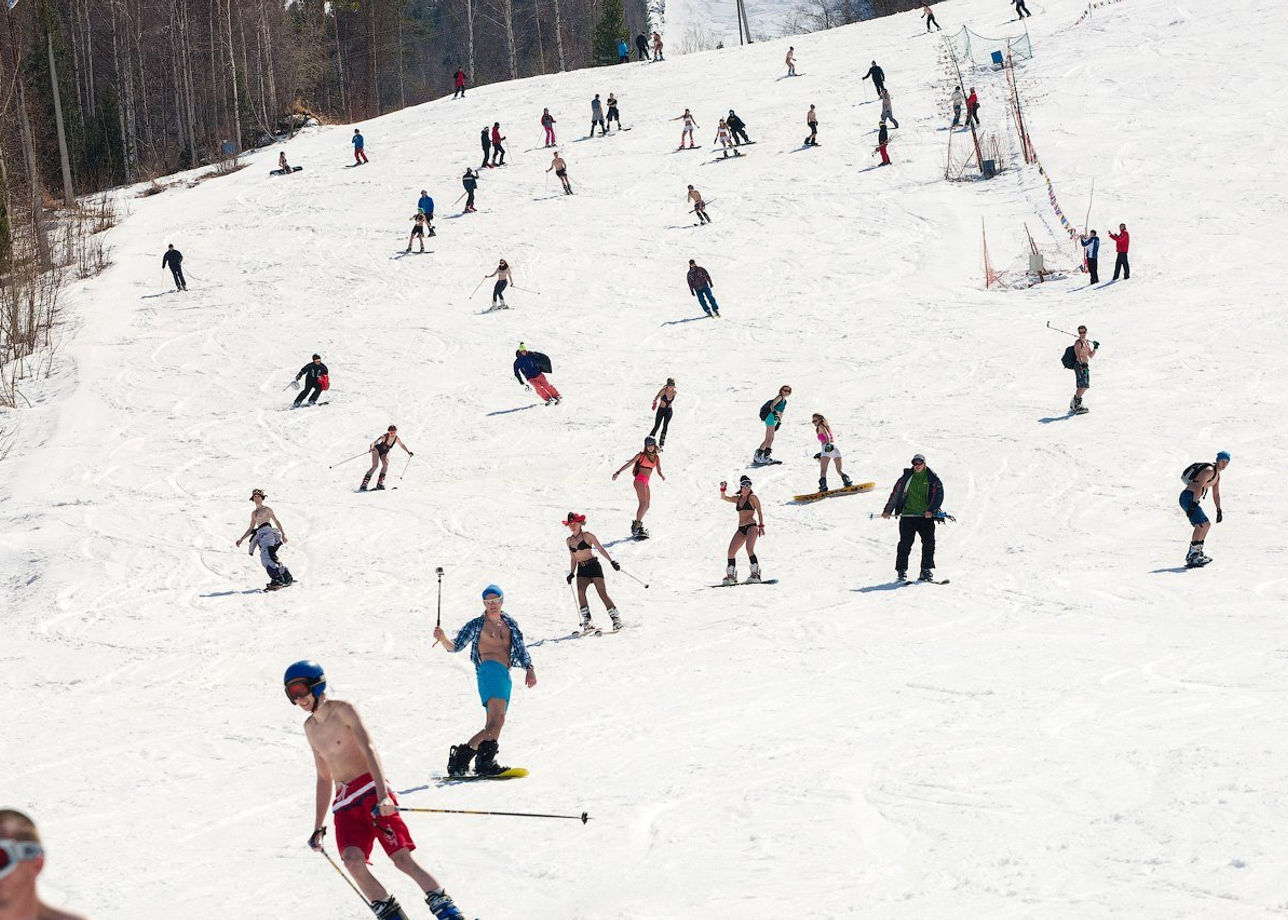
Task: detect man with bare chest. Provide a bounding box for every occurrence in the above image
[433,585,536,777]
[284,661,467,920]
[235,489,293,588]
[0,810,89,920]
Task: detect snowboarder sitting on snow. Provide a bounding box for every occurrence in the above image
[881,453,944,582]
[278,151,294,174]
[292,353,328,407]
[235,489,293,588]
[361,426,413,492]
[512,343,562,404]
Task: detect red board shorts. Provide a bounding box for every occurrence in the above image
[332,773,416,859]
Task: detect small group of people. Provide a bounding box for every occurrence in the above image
[949,86,980,128]
[1078,223,1130,283]
[480,124,506,167]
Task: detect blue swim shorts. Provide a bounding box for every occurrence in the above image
[1179,491,1208,526]
[476,660,512,707]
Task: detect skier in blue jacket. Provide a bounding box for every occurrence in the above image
[512,343,562,404]
[417,190,436,236]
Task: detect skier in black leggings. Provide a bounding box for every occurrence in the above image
[649,378,677,447]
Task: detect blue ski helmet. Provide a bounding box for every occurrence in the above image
[482,584,503,600]
[284,660,326,703]
[1216,450,1231,463]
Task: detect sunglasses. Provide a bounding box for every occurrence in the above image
[0,839,44,880]
[284,677,316,703]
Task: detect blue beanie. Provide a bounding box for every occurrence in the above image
[1216,451,1231,462]
[481,584,504,599]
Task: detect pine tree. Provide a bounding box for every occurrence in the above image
[592,0,624,66]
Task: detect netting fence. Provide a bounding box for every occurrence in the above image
[944,26,1033,69]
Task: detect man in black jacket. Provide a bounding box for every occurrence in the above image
[727,110,750,145]
[292,354,328,407]
[635,33,650,61]
[881,453,944,581]
[480,127,492,169]
[162,244,187,290]
[862,61,885,96]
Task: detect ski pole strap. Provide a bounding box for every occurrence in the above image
[395,806,589,823]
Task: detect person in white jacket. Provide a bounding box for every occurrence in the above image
[950,86,964,127]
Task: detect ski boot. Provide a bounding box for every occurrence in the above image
[722,564,738,586]
[554,395,562,404]
[841,473,854,488]
[818,477,829,493]
[747,564,762,584]
[918,569,934,582]
[896,570,908,582]
[607,607,624,631]
[425,890,465,920]
[753,449,765,464]
[762,448,773,462]
[370,896,409,920]
[474,739,508,776]
[579,606,597,633]
[281,569,294,586]
[446,743,476,777]
[374,483,386,491]
[404,246,412,253]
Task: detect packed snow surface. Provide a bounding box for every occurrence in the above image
[4,0,1288,916]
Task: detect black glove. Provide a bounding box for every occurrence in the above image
[409,451,415,457]
[308,827,327,850]
[566,572,574,584]
[611,560,621,571]
[1216,508,1223,523]
[1093,340,1100,349]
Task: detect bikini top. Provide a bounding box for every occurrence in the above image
[659,391,674,408]
[633,453,658,476]
[737,493,754,512]
[569,537,591,552]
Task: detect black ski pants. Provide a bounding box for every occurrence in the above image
[731,126,749,145]
[170,265,186,289]
[1086,256,1098,284]
[481,145,491,168]
[649,407,672,444]
[896,516,936,573]
[294,381,322,406]
[1113,252,1130,280]
[465,187,476,209]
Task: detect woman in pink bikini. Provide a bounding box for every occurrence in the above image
[812,413,854,493]
[612,435,664,539]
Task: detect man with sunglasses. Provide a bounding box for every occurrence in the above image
[1069,326,1098,415]
[0,809,88,920]
[881,453,945,582]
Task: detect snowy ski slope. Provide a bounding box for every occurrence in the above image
[4,0,1288,916]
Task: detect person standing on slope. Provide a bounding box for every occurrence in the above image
[755,385,792,463]
[718,475,765,585]
[881,453,944,582]
[686,259,720,315]
[715,119,741,158]
[923,3,942,30]
[863,60,885,96]
[1179,451,1229,568]
[1013,0,1032,17]
[606,93,622,130]
[360,425,413,492]
[687,185,711,225]
[1080,229,1100,283]
[461,167,480,212]
[292,353,328,408]
[352,129,368,165]
[433,585,537,777]
[453,68,467,98]
[489,123,506,166]
[235,488,294,589]
[590,95,607,137]
[673,108,699,149]
[563,512,623,632]
[652,31,664,60]
[727,109,750,145]
[880,88,899,128]
[541,108,557,146]
[950,86,964,127]
[876,120,891,166]
[0,809,91,920]
[485,259,513,308]
[1108,223,1130,279]
[547,151,573,195]
[612,436,664,539]
[785,46,797,76]
[649,377,678,447]
[417,189,436,235]
[406,212,431,253]
[811,414,855,492]
[284,660,468,920]
[636,33,650,61]
[1068,325,1099,414]
[513,342,563,404]
[617,37,630,63]
[804,104,820,146]
[161,244,187,291]
[479,127,492,169]
[966,87,980,126]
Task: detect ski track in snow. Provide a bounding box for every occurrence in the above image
[4,0,1288,916]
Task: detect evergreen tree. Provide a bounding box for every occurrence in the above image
[592,0,625,65]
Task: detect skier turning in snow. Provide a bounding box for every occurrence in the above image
[881,453,944,582]
[360,425,413,492]
[649,378,677,447]
[292,353,328,407]
[727,109,750,145]
[161,244,187,291]
[718,475,764,585]
[485,259,513,308]
[352,128,368,165]
[673,108,699,149]
[785,46,797,76]
[541,108,557,146]
[513,342,563,404]
[612,436,665,539]
[284,660,469,920]
[606,93,621,130]
[715,119,741,158]
[1179,451,1229,568]
[687,186,711,225]
[563,512,623,632]
[0,810,91,920]
[804,105,819,146]
[686,259,720,314]
[590,95,607,137]
[547,152,573,194]
[461,168,479,212]
[433,585,537,777]
[811,414,855,492]
[1069,325,1098,414]
[755,385,792,463]
[235,489,293,589]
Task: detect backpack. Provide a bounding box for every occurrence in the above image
[534,352,552,374]
[759,400,773,421]
[1060,345,1077,369]
[1181,462,1211,485]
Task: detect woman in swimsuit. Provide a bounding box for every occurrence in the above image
[649,378,677,447]
[812,413,854,493]
[756,384,792,463]
[718,475,764,584]
[360,425,414,491]
[612,435,665,538]
[484,259,513,307]
[563,512,623,631]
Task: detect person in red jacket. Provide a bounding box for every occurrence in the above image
[453,69,467,99]
[490,123,506,166]
[965,87,980,126]
[1108,223,1130,280]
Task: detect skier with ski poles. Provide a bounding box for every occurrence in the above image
[0,809,91,920]
[161,244,187,291]
[541,108,557,146]
[547,152,573,194]
[513,342,562,404]
[673,108,699,149]
[1068,325,1098,414]
[485,259,513,308]
[875,120,891,166]
[686,259,719,315]
[755,385,792,463]
[489,123,506,166]
[718,474,765,584]
[715,119,740,158]
[433,585,537,777]
[563,512,623,632]
[352,129,368,165]
[727,109,750,145]
[612,436,664,539]
[880,453,945,582]
[479,127,492,169]
[686,186,711,225]
[811,414,855,492]
[590,95,607,137]
[804,105,819,146]
[1179,451,1229,568]
[606,93,621,130]
[235,489,294,589]
[283,660,469,920]
[360,426,413,492]
[292,353,329,408]
[461,168,479,212]
[416,189,435,235]
[649,378,677,447]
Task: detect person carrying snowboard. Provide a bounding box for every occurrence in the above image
[235,489,293,589]
[590,95,607,137]
[352,128,368,165]
[673,108,699,149]
[636,33,650,60]
[453,68,467,98]
[612,436,664,539]
[485,258,513,308]
[479,127,492,168]
[541,108,557,146]
[1080,229,1100,283]
[512,342,562,404]
[923,3,942,30]
[292,353,328,408]
[863,60,885,96]
[718,475,765,585]
[804,105,819,146]
[649,378,677,447]
[433,585,537,777]
[284,660,468,920]
[686,185,711,225]
[489,123,506,166]
[785,46,797,76]
[1068,325,1098,414]
[727,109,750,145]
[406,212,431,253]
[417,189,435,235]
[1109,223,1130,280]
[461,167,479,212]
[547,151,573,194]
[715,119,741,158]
[1179,451,1229,568]
[563,512,623,632]
[880,453,944,582]
[876,120,891,165]
[360,426,413,492]
[755,385,791,463]
[811,414,855,492]
[161,244,187,291]
[606,93,622,130]
[686,258,719,314]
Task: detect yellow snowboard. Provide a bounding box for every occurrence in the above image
[792,481,875,503]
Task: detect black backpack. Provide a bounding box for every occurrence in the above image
[1060,345,1077,369]
[533,352,552,374]
[1181,462,1211,485]
[759,400,773,421]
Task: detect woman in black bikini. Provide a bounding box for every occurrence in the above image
[360,425,414,491]
[649,378,677,447]
[563,512,623,631]
[718,475,764,585]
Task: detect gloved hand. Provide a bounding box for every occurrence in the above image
[1216,508,1223,523]
[1093,340,1100,349]
[307,827,327,850]
[566,572,574,584]
[611,560,621,571]
[409,451,415,457]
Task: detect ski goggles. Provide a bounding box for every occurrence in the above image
[0,839,44,880]
[284,678,318,703]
